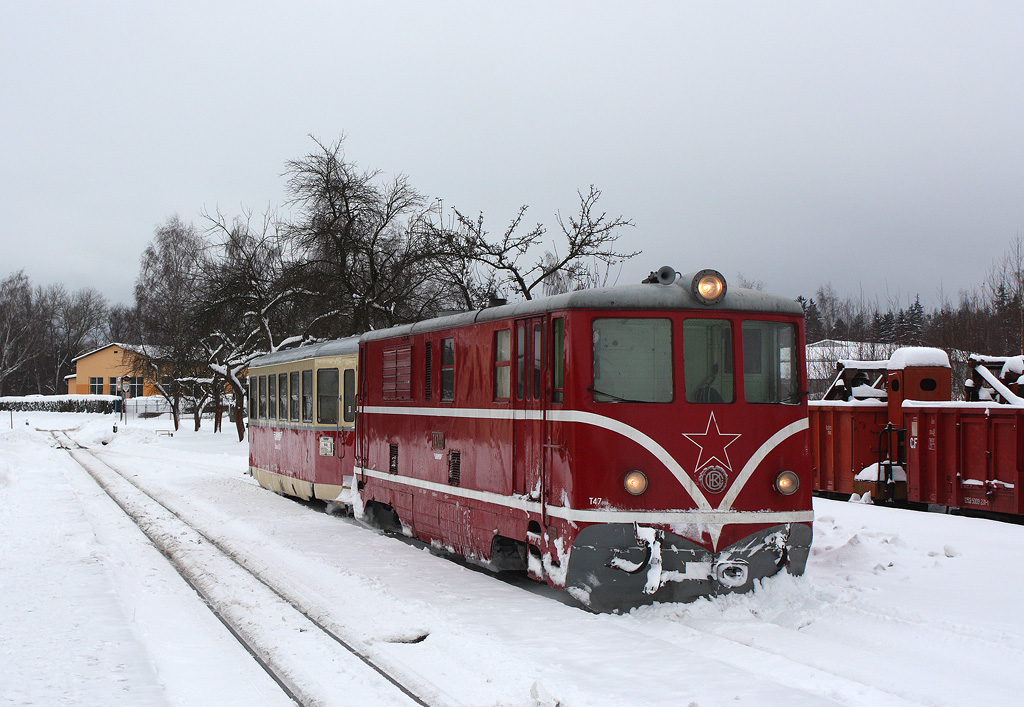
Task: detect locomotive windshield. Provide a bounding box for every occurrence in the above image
[591,318,673,402]
[742,320,799,404]
[590,316,800,404]
[683,319,734,403]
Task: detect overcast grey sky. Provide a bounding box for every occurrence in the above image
[2,1,1022,309]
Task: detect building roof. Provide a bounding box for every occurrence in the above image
[71,342,151,363]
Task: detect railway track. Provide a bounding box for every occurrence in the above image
[49,430,450,707]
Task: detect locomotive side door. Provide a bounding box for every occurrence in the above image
[512,317,547,502]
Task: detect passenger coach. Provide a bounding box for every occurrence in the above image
[248,337,359,501]
[352,268,813,611]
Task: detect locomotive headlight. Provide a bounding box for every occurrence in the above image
[692,269,727,305]
[774,470,800,496]
[623,470,648,495]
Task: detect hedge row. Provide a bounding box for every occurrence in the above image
[0,396,118,414]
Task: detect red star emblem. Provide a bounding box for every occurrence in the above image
[682,412,741,472]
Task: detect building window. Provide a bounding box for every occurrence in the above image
[440,338,455,402]
[109,377,119,396]
[128,377,143,398]
[494,329,511,399]
[301,370,313,422]
[278,374,288,420]
[290,371,300,421]
[317,368,339,425]
[89,377,104,395]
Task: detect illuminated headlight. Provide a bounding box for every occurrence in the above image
[624,470,648,495]
[692,269,727,305]
[774,470,800,495]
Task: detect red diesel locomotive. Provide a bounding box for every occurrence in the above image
[248,268,813,612]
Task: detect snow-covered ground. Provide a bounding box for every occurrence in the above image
[2,413,1022,706]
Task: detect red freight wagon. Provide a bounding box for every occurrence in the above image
[809,402,889,497]
[354,269,813,612]
[808,346,1024,520]
[904,404,1024,515]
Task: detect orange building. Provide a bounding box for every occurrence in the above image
[65,344,160,397]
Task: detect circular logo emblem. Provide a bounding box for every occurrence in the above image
[699,465,729,494]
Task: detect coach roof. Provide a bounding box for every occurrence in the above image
[361,278,802,344]
[248,335,360,369]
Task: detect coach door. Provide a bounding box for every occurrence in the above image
[513,317,546,502]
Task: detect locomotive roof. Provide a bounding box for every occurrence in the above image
[361,278,803,343]
[248,335,360,369]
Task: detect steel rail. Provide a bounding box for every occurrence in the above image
[50,430,437,707]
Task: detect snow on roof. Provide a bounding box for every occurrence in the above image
[249,336,361,369]
[972,354,1024,380]
[71,342,154,363]
[887,347,951,370]
[363,280,802,343]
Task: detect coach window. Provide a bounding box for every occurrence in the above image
[494,329,511,399]
[742,321,798,404]
[441,338,455,402]
[516,324,526,399]
[343,368,356,424]
[683,319,734,403]
[317,368,339,424]
[268,374,277,420]
[258,375,268,418]
[552,318,565,403]
[278,374,288,419]
[591,318,672,403]
[248,378,257,419]
[289,371,300,421]
[532,323,542,400]
[301,369,313,422]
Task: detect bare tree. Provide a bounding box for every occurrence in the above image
[106,303,142,343]
[283,135,463,332]
[734,272,766,291]
[0,271,44,395]
[435,186,637,302]
[134,216,208,431]
[29,285,108,394]
[199,207,314,440]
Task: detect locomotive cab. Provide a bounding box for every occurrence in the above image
[553,269,814,611]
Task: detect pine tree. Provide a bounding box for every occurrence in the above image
[804,299,825,343]
[907,295,925,345]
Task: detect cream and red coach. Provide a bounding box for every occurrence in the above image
[249,269,814,612]
[247,337,359,501]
